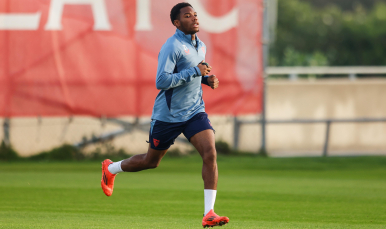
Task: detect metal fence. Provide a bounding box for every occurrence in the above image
[267,66,386,80]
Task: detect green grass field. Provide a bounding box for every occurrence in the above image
[0,155,385,228]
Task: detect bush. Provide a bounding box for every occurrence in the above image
[0,141,19,161]
[88,142,131,161]
[166,148,184,157]
[28,152,49,161]
[29,144,84,161]
[215,140,232,155]
[0,140,255,163]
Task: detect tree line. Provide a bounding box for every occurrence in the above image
[271,0,386,66]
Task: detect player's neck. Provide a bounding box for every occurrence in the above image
[177,28,195,41]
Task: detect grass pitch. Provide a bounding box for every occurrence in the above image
[0,155,385,228]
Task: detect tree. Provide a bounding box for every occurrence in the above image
[271,0,386,67]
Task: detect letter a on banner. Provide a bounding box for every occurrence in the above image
[45,0,112,30]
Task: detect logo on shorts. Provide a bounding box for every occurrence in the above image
[208,121,212,127]
[153,138,160,147]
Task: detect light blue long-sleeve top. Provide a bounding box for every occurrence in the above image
[151,29,208,122]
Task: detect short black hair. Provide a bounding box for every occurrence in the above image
[170,2,193,25]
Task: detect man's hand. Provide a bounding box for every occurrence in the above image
[197,62,212,76]
[208,75,219,89]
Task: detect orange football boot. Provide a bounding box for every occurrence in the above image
[101,159,116,196]
[202,209,229,228]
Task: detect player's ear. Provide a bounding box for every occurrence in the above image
[173,20,180,27]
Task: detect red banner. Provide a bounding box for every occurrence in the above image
[0,0,263,117]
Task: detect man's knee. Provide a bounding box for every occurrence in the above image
[144,156,162,169]
[203,148,217,164]
[147,160,160,169]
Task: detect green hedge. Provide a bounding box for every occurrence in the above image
[0,141,19,161]
[0,142,131,162]
[0,140,256,162]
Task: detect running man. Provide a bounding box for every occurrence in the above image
[101,2,229,227]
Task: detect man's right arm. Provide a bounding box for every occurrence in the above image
[155,45,202,90]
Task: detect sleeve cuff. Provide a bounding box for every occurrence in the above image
[194,66,201,77]
[201,76,209,86]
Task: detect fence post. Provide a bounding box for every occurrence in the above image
[233,116,240,150]
[3,118,10,147]
[289,73,298,81]
[349,73,356,81]
[323,120,331,157]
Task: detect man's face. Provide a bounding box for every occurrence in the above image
[175,6,199,34]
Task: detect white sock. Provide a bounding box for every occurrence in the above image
[108,160,123,174]
[204,189,217,216]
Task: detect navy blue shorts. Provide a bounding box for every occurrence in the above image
[149,112,214,150]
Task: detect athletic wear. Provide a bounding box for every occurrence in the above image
[202,209,229,228]
[151,29,209,123]
[204,189,217,216]
[101,159,116,196]
[149,112,214,150]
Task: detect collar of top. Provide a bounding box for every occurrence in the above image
[175,28,199,45]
